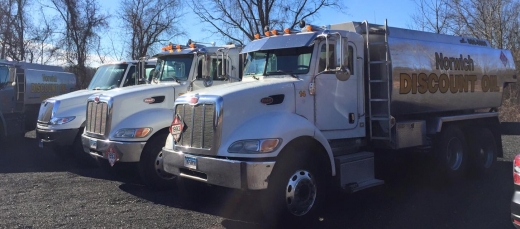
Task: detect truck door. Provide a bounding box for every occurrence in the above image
[314,40,361,137]
[0,65,15,114]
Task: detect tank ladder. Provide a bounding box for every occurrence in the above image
[364,20,392,142]
[15,68,25,112]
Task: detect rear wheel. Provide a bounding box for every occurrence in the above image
[434,125,468,181]
[468,127,497,176]
[138,132,176,189]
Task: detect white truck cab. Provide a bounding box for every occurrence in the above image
[80,42,243,188]
[36,60,156,162]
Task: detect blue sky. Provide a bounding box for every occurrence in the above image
[97,0,417,51]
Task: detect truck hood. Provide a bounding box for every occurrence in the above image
[92,83,181,141]
[91,83,178,98]
[48,89,100,109]
[177,78,297,155]
[181,78,297,99]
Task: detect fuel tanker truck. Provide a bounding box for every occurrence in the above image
[160,20,517,223]
[36,59,156,163]
[81,42,243,188]
[0,60,76,142]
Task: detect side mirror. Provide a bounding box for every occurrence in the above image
[203,75,213,87]
[217,48,228,78]
[9,67,16,85]
[334,35,350,81]
[335,67,351,81]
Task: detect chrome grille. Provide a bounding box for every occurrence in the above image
[176,104,214,149]
[86,101,108,135]
[38,101,54,122]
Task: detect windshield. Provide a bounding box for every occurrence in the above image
[154,55,194,82]
[88,64,128,90]
[0,65,8,84]
[244,46,313,78]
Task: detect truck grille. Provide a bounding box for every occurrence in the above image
[176,104,214,149]
[38,101,54,122]
[86,101,109,136]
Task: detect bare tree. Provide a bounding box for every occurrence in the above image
[120,0,184,59]
[49,0,109,88]
[0,0,31,61]
[450,0,520,51]
[30,6,61,65]
[191,0,344,45]
[409,0,453,34]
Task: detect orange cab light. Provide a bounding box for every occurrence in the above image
[306,25,312,31]
[264,31,271,37]
[284,28,290,34]
[176,44,181,50]
[161,44,172,51]
[271,30,278,35]
[254,33,260,39]
[189,43,195,48]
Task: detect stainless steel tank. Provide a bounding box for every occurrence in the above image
[24,68,76,105]
[332,22,517,116]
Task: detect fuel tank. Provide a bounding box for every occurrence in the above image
[333,22,517,116]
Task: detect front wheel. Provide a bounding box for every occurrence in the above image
[73,131,97,168]
[261,149,326,226]
[138,132,176,189]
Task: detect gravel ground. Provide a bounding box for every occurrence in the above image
[0,131,518,229]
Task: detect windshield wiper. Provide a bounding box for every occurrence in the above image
[266,70,299,79]
[245,72,259,80]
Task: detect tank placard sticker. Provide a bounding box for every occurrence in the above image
[399,52,500,94]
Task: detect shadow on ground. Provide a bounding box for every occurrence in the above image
[1,133,516,229]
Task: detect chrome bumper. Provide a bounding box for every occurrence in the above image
[162,148,275,190]
[81,134,145,163]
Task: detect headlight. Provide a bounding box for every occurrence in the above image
[114,128,152,138]
[228,139,281,154]
[49,116,75,125]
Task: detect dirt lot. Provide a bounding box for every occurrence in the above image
[0,131,517,229]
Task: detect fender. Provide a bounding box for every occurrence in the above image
[109,107,174,141]
[219,111,336,176]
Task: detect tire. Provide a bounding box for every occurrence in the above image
[434,125,468,181]
[72,131,97,168]
[138,132,176,190]
[467,127,497,176]
[260,146,327,227]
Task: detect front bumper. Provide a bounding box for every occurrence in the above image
[162,148,275,190]
[512,189,520,228]
[36,127,79,149]
[81,134,145,163]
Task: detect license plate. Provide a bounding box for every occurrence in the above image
[184,155,197,170]
[89,139,97,150]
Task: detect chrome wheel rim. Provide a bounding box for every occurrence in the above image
[479,146,494,168]
[155,151,175,180]
[446,137,463,170]
[285,170,317,216]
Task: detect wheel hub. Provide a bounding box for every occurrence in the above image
[285,170,317,216]
[155,152,175,180]
[446,137,463,170]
